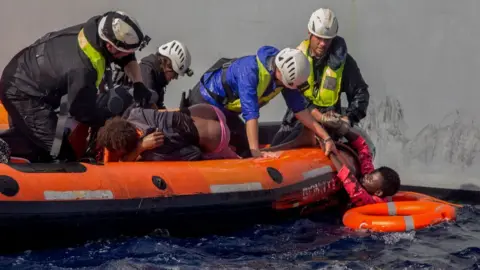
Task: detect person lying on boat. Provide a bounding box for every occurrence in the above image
[107,40,193,110]
[181,46,336,159]
[96,104,239,162]
[324,114,401,206]
[0,11,153,163]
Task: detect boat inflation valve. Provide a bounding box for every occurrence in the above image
[0,175,19,197]
[152,176,167,190]
[266,167,283,184]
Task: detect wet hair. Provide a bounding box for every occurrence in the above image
[375,166,401,197]
[96,117,139,154]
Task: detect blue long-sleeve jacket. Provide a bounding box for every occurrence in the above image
[199,46,306,121]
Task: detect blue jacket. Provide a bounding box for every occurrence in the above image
[199,46,306,121]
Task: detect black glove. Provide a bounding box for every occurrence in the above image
[179,90,191,109]
[133,82,152,108]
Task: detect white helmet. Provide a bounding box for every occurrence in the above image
[308,8,339,39]
[158,40,193,77]
[98,11,150,53]
[274,48,310,90]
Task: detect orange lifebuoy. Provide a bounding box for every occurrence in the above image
[342,201,456,232]
[388,191,463,208]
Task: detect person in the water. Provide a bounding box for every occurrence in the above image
[323,114,401,206]
[265,112,400,207]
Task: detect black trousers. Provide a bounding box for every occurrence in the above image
[0,82,76,162]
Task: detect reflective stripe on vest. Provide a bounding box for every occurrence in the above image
[78,29,106,88]
[51,28,107,159]
[225,56,283,113]
[297,39,345,107]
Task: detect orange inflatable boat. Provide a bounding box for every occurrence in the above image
[0,104,362,252]
[0,146,359,252]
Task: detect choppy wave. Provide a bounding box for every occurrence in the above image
[2,205,478,269]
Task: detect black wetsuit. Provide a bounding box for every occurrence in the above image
[0,15,136,162]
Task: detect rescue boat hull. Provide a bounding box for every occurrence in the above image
[0,147,347,253]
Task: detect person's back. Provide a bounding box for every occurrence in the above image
[198,46,283,114]
[200,54,255,104]
[4,22,92,107]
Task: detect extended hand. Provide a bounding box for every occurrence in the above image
[323,138,337,156]
[133,82,152,108]
[179,90,190,109]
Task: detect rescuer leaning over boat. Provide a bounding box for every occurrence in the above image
[0,11,153,163]
[183,46,337,159]
[108,40,194,110]
[271,8,370,150]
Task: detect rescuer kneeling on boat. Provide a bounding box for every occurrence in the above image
[96,104,239,162]
[324,115,401,206]
[270,8,370,148]
[183,46,337,158]
[105,40,194,110]
[0,11,153,163]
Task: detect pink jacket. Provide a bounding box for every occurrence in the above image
[336,135,387,207]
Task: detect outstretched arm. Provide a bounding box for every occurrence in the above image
[295,109,337,156]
